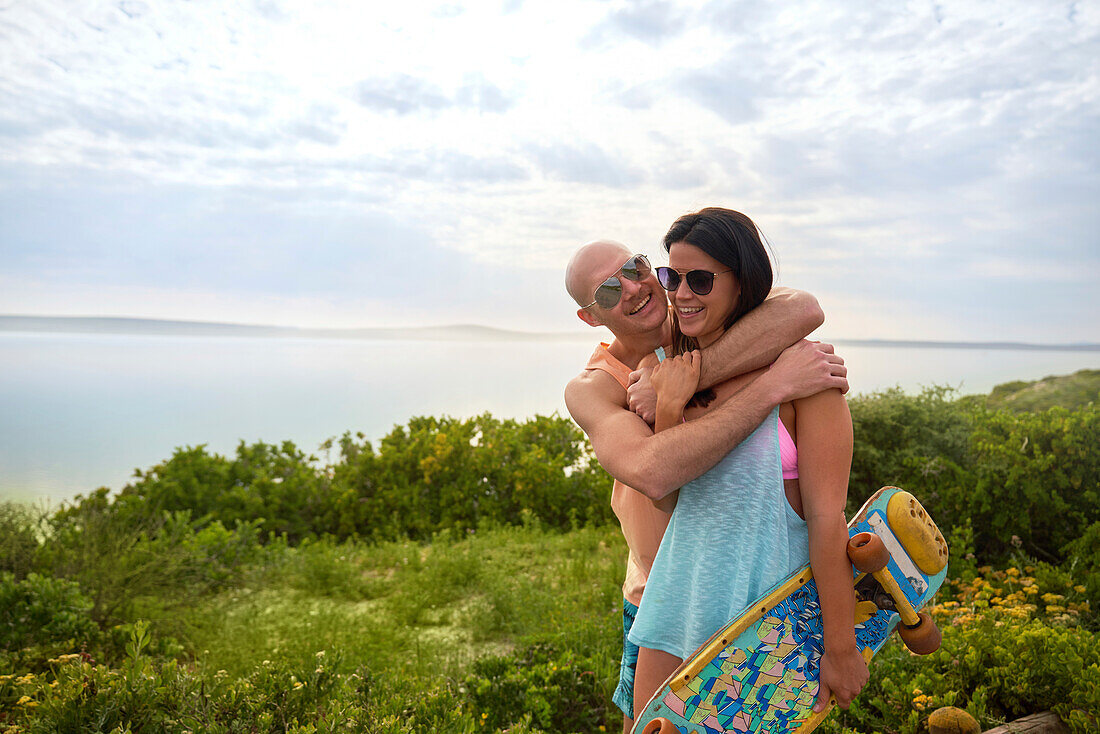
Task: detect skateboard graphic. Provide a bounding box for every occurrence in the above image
[632,486,949,734]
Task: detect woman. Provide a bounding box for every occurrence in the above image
[627,207,869,719]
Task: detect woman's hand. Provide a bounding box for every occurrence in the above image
[651,350,701,415]
[814,645,869,711]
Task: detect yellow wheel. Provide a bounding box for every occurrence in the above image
[847,532,889,574]
[899,612,942,655]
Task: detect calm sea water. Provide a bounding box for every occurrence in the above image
[1,332,1096,504]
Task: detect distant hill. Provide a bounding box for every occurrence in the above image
[981,369,1100,412]
[0,316,594,342]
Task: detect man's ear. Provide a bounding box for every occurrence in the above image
[577,308,603,328]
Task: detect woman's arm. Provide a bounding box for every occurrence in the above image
[791,388,868,712]
[649,351,701,512]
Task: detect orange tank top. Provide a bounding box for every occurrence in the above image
[585,343,672,606]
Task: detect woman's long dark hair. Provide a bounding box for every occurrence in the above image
[664,207,773,407]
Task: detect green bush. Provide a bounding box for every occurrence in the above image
[822,615,1100,734]
[961,404,1099,562]
[0,572,97,654]
[849,387,1098,565]
[462,640,616,733]
[1064,522,1100,625]
[847,386,973,512]
[984,369,1099,412]
[111,441,330,543]
[0,502,41,581]
[37,495,265,627]
[332,413,612,541]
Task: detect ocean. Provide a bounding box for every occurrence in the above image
[1,331,1096,504]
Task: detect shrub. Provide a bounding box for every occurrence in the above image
[961,404,1099,562]
[111,441,331,543]
[0,573,98,668]
[38,496,264,627]
[462,640,616,733]
[847,386,973,513]
[984,369,1100,412]
[332,413,613,541]
[0,502,41,580]
[822,563,1099,734]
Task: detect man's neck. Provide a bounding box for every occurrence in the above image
[605,321,671,369]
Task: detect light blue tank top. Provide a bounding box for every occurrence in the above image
[628,408,810,659]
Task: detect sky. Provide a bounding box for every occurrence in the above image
[0,0,1097,342]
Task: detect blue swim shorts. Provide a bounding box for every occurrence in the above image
[612,598,640,718]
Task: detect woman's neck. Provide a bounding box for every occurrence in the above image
[696,328,724,350]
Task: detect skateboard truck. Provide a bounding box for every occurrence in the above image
[846,490,946,656]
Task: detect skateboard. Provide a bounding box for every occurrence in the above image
[631,486,949,734]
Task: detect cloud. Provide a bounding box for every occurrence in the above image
[432,3,465,19]
[351,73,515,115]
[359,150,530,184]
[675,66,764,125]
[524,142,643,188]
[455,74,515,113]
[350,74,451,115]
[0,0,1096,343]
[588,0,690,47]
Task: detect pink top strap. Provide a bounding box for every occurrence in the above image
[778,418,799,479]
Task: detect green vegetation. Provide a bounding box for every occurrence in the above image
[1,376,1098,732]
[981,368,1100,413]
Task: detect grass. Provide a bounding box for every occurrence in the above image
[179,522,626,688]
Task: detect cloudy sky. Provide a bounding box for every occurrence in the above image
[1,0,1097,342]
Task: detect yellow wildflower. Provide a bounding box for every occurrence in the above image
[1073,585,1086,594]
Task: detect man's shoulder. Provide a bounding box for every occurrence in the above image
[566,366,622,397]
[565,364,628,419]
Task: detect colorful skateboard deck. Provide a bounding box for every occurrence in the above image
[631,486,949,734]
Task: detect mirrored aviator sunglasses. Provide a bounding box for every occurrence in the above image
[655,266,732,296]
[585,254,651,309]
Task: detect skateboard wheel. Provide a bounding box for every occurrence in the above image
[899,612,942,655]
[640,718,679,734]
[847,532,889,574]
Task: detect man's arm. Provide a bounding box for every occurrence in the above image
[627,288,829,421]
[566,340,846,500]
[697,287,823,389]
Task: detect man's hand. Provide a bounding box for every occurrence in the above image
[627,366,657,424]
[814,646,869,711]
[651,351,701,417]
[767,340,848,402]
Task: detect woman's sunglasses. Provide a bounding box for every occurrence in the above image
[655,266,734,296]
[583,254,652,309]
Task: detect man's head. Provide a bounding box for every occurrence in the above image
[565,239,668,337]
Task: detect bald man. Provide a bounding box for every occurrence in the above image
[563,240,847,732]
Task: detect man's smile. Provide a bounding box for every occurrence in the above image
[628,293,652,315]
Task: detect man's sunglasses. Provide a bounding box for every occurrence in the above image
[583,254,652,309]
[655,266,734,296]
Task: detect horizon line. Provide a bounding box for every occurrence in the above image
[1,314,1098,351]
